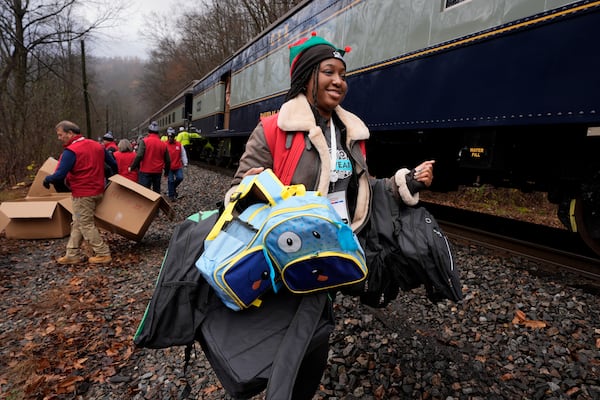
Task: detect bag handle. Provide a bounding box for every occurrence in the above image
[206,169,301,241]
[206,198,237,241]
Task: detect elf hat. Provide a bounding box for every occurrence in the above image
[289,32,351,83]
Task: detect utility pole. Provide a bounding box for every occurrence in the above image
[81,40,92,138]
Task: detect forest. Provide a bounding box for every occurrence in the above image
[0,0,302,187]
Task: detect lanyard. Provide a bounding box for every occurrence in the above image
[330,120,338,182]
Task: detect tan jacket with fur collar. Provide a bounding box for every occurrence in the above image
[227,94,418,233]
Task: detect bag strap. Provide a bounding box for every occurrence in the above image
[265,293,327,400]
[206,196,237,240]
[206,169,285,241]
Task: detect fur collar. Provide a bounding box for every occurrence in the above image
[277,94,370,196]
[277,94,370,141]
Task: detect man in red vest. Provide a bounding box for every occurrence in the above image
[165,127,188,201]
[129,121,170,193]
[43,120,117,265]
[102,131,118,154]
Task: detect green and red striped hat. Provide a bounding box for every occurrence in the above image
[288,32,351,83]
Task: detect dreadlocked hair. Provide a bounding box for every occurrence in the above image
[284,64,318,102]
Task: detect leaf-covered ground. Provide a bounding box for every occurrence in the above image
[0,172,565,399]
[0,234,156,399]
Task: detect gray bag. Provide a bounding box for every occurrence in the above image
[199,290,333,399]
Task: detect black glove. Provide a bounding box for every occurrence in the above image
[406,168,426,194]
[42,178,51,189]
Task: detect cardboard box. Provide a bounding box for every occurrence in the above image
[27,157,61,198]
[0,158,73,240]
[0,160,170,241]
[94,174,172,241]
[0,197,72,239]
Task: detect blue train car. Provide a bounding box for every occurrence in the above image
[143,0,600,253]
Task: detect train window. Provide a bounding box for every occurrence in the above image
[444,0,469,9]
[196,100,202,112]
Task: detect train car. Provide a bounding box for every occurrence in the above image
[138,0,600,254]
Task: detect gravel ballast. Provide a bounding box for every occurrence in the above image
[1,164,598,400]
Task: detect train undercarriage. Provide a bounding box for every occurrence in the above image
[364,124,600,257]
[185,122,600,257]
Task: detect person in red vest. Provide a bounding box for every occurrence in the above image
[43,120,116,265]
[113,139,138,182]
[129,121,170,193]
[102,131,118,153]
[165,127,188,201]
[226,34,435,399]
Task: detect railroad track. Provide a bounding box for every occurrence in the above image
[441,221,600,278]
[423,202,600,293]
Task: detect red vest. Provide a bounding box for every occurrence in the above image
[65,135,105,197]
[140,134,167,173]
[105,141,118,152]
[262,114,366,185]
[114,151,138,182]
[166,141,184,170]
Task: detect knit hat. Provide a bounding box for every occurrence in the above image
[148,121,159,133]
[167,127,175,136]
[289,32,350,84]
[103,131,114,141]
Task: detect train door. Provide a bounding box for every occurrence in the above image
[223,72,231,130]
[184,91,193,129]
[214,72,233,166]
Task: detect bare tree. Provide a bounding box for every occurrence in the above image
[137,0,301,111]
[240,0,302,33]
[0,0,123,186]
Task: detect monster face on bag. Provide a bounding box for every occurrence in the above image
[262,195,367,294]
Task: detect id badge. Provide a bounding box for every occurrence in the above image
[327,190,350,224]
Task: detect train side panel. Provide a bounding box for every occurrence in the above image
[191,82,226,134]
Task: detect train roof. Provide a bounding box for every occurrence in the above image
[148,79,199,119]
[191,0,314,93]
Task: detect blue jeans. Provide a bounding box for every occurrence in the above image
[138,172,162,194]
[167,168,184,198]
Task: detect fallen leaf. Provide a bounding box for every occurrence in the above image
[73,358,88,370]
[500,373,513,381]
[523,320,547,329]
[69,277,84,286]
[202,384,221,394]
[512,309,526,324]
[106,348,119,357]
[58,375,84,388]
